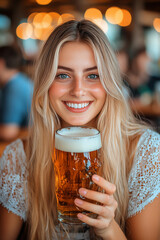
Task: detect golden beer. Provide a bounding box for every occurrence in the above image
[54,127,102,223]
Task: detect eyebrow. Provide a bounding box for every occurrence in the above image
[57,65,98,72]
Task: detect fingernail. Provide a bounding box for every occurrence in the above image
[79,188,87,196]
[92,175,99,181]
[75,199,83,205]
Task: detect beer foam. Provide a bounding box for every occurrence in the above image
[55,127,101,153]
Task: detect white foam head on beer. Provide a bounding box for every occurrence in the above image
[55,127,101,153]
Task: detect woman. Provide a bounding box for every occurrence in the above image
[0,20,160,240]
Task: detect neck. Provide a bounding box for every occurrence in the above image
[61,118,98,129]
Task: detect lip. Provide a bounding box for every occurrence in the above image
[63,101,92,113]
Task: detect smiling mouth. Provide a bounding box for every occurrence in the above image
[63,101,91,111]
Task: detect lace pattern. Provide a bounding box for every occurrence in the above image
[0,139,28,220]
[0,129,160,223]
[127,129,160,218]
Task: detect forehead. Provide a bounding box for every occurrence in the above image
[58,41,97,67]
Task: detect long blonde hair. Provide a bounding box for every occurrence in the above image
[27,20,148,239]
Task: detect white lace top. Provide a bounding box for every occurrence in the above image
[0,129,160,238]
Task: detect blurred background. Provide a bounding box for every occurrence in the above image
[0,0,160,134]
[0,0,159,61]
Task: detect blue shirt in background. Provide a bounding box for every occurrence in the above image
[0,72,33,127]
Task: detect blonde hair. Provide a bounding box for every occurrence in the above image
[27,20,148,239]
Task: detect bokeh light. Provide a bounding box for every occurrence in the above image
[153,18,160,32]
[16,23,33,39]
[58,13,75,25]
[48,12,61,26]
[42,13,52,28]
[84,8,102,21]
[105,7,123,24]
[26,11,60,40]
[36,0,52,5]
[34,27,43,39]
[28,12,38,23]
[33,12,46,28]
[119,9,132,27]
[34,25,53,40]
[42,26,54,40]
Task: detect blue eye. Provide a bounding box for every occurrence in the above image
[88,74,99,79]
[56,74,70,79]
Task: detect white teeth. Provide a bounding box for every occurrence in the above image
[66,102,89,109]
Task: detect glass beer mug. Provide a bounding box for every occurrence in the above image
[54,127,102,224]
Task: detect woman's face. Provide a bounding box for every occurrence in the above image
[49,41,106,128]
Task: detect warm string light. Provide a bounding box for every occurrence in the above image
[16,23,33,39]
[16,12,76,40]
[35,0,52,5]
[16,7,132,40]
[58,13,75,25]
[105,7,123,24]
[119,9,132,27]
[84,8,108,33]
[153,18,160,32]
[49,12,61,26]
[84,8,103,21]
[105,7,132,27]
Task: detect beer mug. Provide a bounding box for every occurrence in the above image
[54,127,102,224]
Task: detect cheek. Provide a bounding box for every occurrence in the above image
[49,83,67,100]
[90,85,106,101]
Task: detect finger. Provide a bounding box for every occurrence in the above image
[79,188,114,206]
[77,213,110,229]
[74,198,115,218]
[92,175,116,195]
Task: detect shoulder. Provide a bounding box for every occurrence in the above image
[1,139,26,169]
[139,128,160,143]
[129,129,160,173]
[18,72,33,87]
[0,139,28,220]
[134,129,160,164]
[127,129,160,218]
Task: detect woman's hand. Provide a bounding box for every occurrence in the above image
[74,174,117,239]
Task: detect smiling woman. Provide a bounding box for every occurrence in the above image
[49,41,106,127]
[0,19,160,240]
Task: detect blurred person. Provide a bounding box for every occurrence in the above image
[127,46,160,105]
[116,48,130,99]
[0,45,33,141]
[0,20,160,240]
[116,48,129,77]
[125,46,160,131]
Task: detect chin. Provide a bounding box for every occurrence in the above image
[66,120,89,127]
[62,117,96,128]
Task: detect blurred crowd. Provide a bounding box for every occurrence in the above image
[116,46,160,133]
[0,45,33,142]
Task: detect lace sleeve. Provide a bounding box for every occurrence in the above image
[0,139,28,221]
[127,129,160,218]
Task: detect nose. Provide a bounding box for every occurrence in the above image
[70,77,86,97]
